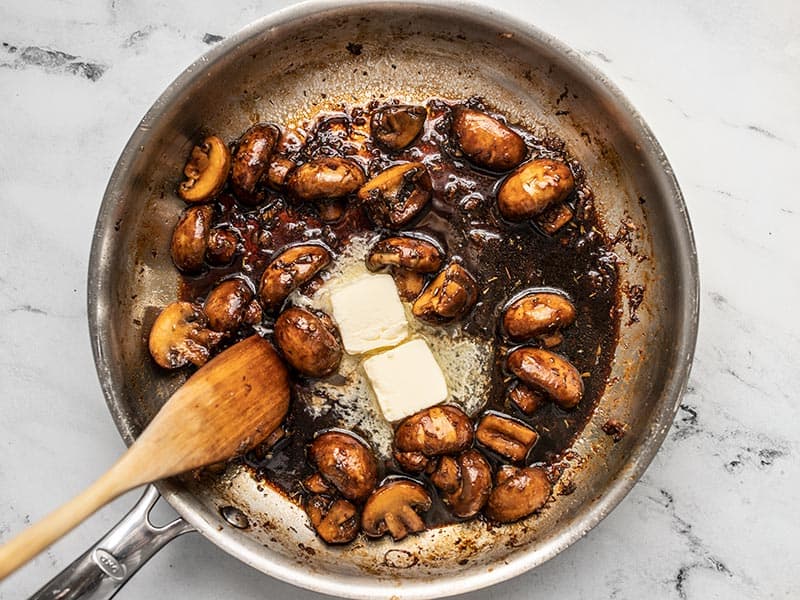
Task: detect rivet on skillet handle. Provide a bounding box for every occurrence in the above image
[29,486,194,600]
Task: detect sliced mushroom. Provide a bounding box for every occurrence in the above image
[497,158,575,221]
[206,228,238,266]
[361,480,432,541]
[412,263,478,323]
[393,269,426,302]
[371,105,427,151]
[148,301,223,369]
[507,347,584,409]
[451,107,526,171]
[258,244,332,312]
[394,405,473,456]
[485,466,552,523]
[274,307,342,377]
[178,136,231,202]
[231,123,280,202]
[316,199,347,223]
[502,292,576,342]
[287,157,366,201]
[203,278,260,332]
[306,495,360,545]
[170,205,213,273]
[358,162,432,228]
[431,450,492,518]
[508,382,544,415]
[366,237,443,273]
[476,412,538,462]
[309,431,378,502]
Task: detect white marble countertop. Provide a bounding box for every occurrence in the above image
[1,1,798,598]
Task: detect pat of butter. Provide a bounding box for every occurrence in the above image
[363,338,448,422]
[330,274,409,354]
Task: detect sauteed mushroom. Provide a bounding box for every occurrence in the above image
[258,244,332,312]
[170,205,213,273]
[362,480,432,541]
[203,278,261,332]
[287,157,366,201]
[309,431,378,502]
[431,450,492,518]
[266,156,296,190]
[502,292,576,342]
[507,347,584,409]
[306,495,360,545]
[370,104,427,151]
[475,412,538,462]
[412,263,478,322]
[485,466,552,523]
[394,405,473,456]
[507,382,544,415]
[231,123,280,202]
[537,202,574,234]
[451,107,526,171]
[178,135,231,203]
[497,158,575,221]
[274,307,342,377]
[393,269,425,301]
[148,302,223,369]
[358,162,433,228]
[366,236,443,273]
[205,228,238,266]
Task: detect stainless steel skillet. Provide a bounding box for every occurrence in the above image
[35,1,698,598]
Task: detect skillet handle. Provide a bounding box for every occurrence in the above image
[29,485,194,600]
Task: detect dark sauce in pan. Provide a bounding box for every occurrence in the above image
[178,97,620,531]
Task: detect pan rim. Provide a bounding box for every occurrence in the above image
[87,1,699,598]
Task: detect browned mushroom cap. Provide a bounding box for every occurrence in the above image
[366,237,443,273]
[274,307,342,377]
[258,244,332,312]
[507,382,544,415]
[497,159,575,221]
[148,302,223,369]
[206,228,238,266]
[502,292,576,342]
[485,466,551,523]
[231,123,280,202]
[309,431,379,502]
[203,278,258,332]
[178,136,231,202]
[475,412,538,462]
[357,162,432,228]
[371,105,427,151]
[306,495,360,545]
[431,450,493,518]
[361,480,432,540]
[507,347,584,409]
[451,107,526,172]
[412,263,478,323]
[287,157,366,201]
[170,205,213,273]
[394,405,473,456]
[393,269,426,302]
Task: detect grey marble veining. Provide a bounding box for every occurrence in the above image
[1,1,798,598]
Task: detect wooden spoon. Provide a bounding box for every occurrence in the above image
[0,335,290,580]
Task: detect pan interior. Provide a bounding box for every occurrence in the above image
[89,3,696,598]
